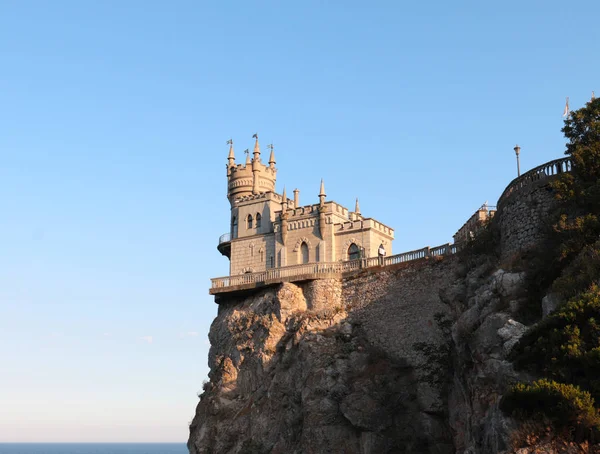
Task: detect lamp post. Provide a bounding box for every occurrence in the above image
[514,144,521,177]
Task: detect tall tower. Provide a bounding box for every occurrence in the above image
[226,134,277,206]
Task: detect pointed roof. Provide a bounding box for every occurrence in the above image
[227,141,235,161]
[253,133,260,157]
[319,179,326,197]
[355,198,360,214]
[268,145,276,165]
[282,186,287,203]
[245,149,251,165]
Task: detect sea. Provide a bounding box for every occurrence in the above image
[0,445,187,454]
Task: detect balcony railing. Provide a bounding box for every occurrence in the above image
[210,242,457,292]
[218,232,231,244]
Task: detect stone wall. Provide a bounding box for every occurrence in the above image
[496,177,559,260]
[229,233,276,274]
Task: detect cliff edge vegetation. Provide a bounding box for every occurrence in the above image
[501,98,600,451]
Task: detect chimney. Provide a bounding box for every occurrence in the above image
[293,188,300,207]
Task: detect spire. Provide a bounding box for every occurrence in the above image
[319,179,326,207]
[282,186,288,210]
[268,144,276,167]
[319,179,326,197]
[252,133,260,160]
[227,139,235,167]
[355,198,360,214]
[227,139,235,160]
[244,149,251,165]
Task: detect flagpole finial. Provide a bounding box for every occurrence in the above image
[563,96,570,118]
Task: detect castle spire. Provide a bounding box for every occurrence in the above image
[227,139,235,165]
[252,133,260,161]
[268,143,276,168]
[319,179,326,207]
[244,149,251,165]
[355,198,360,214]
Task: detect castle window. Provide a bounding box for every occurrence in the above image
[348,243,360,260]
[301,242,309,264]
[256,213,262,229]
[247,214,253,229]
[270,256,274,268]
[231,216,238,239]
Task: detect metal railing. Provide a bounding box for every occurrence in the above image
[218,232,231,244]
[210,242,456,290]
[497,157,571,207]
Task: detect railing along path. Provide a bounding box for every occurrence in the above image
[210,243,457,291]
[497,157,571,207]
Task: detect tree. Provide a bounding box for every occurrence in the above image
[559,98,600,210]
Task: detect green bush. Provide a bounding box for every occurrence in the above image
[552,240,600,300]
[501,379,600,436]
[511,287,600,401]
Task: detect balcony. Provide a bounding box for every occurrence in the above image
[217,232,231,258]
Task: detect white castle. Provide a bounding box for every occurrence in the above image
[217,135,395,276]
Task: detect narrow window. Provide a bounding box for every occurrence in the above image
[256,213,262,229]
[301,242,309,264]
[247,214,253,229]
[348,243,360,260]
[231,216,238,239]
[270,256,274,268]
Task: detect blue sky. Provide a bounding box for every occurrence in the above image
[1,0,598,443]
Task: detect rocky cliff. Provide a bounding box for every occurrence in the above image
[188,255,534,453]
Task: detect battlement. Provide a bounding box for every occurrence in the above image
[335,218,394,237]
[233,191,290,207]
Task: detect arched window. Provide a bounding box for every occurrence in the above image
[348,243,360,260]
[247,214,253,229]
[301,242,309,264]
[231,216,238,239]
[255,213,262,229]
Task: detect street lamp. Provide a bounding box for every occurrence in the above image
[514,144,521,177]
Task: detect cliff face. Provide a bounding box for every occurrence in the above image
[188,257,532,454]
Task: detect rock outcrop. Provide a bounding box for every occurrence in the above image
[188,257,540,453]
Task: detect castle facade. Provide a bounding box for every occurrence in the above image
[217,136,394,275]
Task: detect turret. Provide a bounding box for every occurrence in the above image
[226,139,235,176]
[268,144,276,169]
[319,179,326,207]
[282,187,288,211]
[252,134,260,193]
[355,198,360,214]
[226,134,277,205]
[318,180,326,239]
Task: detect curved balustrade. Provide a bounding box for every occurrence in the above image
[497,157,571,207]
[218,232,231,244]
[210,242,456,291]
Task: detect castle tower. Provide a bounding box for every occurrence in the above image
[227,134,277,206]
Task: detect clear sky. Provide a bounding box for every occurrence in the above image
[1,0,598,443]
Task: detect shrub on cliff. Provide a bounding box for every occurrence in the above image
[552,240,600,300]
[511,287,600,402]
[551,98,600,261]
[501,379,600,439]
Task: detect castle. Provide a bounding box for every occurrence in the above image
[216,135,395,276]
